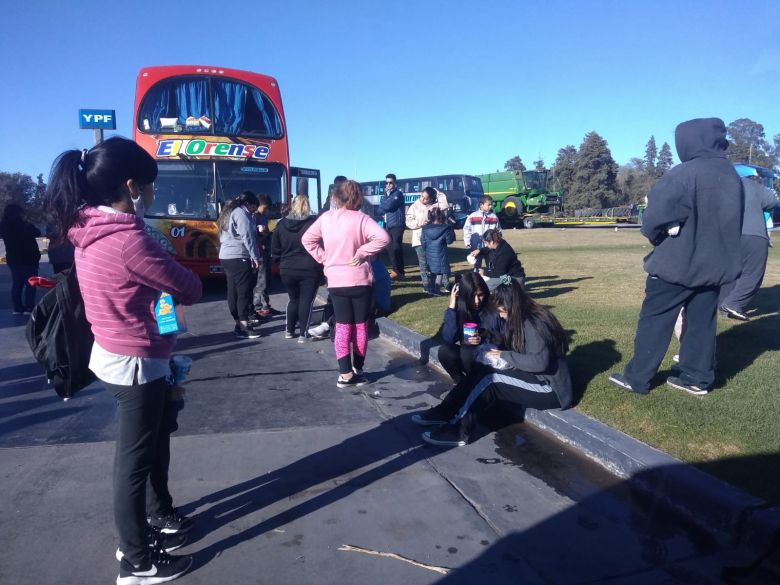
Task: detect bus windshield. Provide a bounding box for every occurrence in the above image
[214,162,285,219]
[149,161,218,219]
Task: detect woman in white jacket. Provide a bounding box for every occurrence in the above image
[405,187,448,291]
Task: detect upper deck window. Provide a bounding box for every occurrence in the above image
[139,76,283,139]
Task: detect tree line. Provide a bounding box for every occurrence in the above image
[503,118,780,210]
[0,172,48,224]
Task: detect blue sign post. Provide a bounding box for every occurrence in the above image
[79,109,116,144]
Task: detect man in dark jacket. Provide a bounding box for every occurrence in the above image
[718,168,778,320]
[378,173,406,279]
[609,118,743,396]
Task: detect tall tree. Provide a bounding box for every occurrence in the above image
[551,145,577,203]
[533,158,545,172]
[568,131,620,209]
[504,155,526,173]
[657,142,674,175]
[0,172,36,210]
[617,158,650,205]
[644,135,658,178]
[726,118,777,168]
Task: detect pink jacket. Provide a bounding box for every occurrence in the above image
[69,207,202,358]
[301,209,390,288]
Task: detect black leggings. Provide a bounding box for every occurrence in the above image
[221,257,255,321]
[281,272,320,336]
[438,343,479,384]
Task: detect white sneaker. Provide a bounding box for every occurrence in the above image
[308,322,330,339]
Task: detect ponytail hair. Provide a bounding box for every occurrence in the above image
[47,136,157,240]
[218,190,260,231]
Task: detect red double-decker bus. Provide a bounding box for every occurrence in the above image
[133,65,320,277]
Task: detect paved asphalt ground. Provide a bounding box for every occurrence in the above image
[0,260,769,585]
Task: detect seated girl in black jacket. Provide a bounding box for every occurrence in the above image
[413,277,572,447]
[437,272,490,383]
[469,229,525,290]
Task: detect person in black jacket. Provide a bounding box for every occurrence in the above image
[421,207,455,294]
[609,118,743,396]
[469,229,525,290]
[377,173,406,279]
[271,195,323,341]
[1,204,41,314]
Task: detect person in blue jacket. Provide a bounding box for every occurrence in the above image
[438,272,490,383]
[378,173,406,279]
[421,207,454,295]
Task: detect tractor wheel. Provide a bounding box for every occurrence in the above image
[523,216,536,230]
[501,197,523,223]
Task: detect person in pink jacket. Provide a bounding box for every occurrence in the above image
[302,180,390,387]
[47,137,201,585]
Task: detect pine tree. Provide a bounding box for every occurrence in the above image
[551,145,577,205]
[533,158,545,171]
[504,155,526,173]
[657,143,674,175]
[568,132,619,209]
[644,136,658,178]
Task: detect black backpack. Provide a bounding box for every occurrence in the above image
[26,267,96,399]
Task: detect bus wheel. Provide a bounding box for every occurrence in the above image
[501,197,523,221]
[523,217,536,229]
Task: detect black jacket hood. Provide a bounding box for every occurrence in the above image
[280,215,316,233]
[674,118,728,163]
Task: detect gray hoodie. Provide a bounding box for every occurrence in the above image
[741,178,778,240]
[218,206,260,262]
[641,118,743,287]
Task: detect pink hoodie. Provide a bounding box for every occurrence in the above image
[69,207,202,358]
[301,209,390,288]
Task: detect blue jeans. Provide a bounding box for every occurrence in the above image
[9,263,38,312]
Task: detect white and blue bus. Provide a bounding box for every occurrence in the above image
[359,174,483,228]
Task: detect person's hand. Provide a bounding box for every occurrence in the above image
[469,249,479,257]
[466,334,481,345]
[349,256,363,266]
[448,283,459,308]
[485,349,502,359]
[257,224,266,233]
[250,258,260,271]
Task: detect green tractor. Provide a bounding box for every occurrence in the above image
[476,170,563,227]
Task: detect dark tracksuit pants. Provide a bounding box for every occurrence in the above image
[221,257,255,321]
[8,263,38,312]
[624,275,719,393]
[105,377,170,566]
[438,343,478,384]
[439,362,560,437]
[386,227,405,276]
[719,234,769,313]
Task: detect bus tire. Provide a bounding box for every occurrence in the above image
[523,217,536,229]
[501,197,523,221]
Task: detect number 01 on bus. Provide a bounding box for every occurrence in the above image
[133,65,320,277]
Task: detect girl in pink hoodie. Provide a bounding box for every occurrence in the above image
[302,180,389,387]
[47,137,200,584]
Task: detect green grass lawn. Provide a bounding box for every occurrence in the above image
[387,227,780,503]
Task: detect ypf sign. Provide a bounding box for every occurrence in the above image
[79,109,116,145]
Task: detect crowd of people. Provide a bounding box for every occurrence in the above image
[3,116,775,584]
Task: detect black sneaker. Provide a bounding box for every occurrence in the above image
[666,376,709,396]
[266,307,284,316]
[148,509,194,534]
[422,422,469,447]
[247,313,266,328]
[117,550,192,585]
[411,405,453,426]
[235,327,260,339]
[116,530,188,560]
[720,305,749,321]
[336,374,369,388]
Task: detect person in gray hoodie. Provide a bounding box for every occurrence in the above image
[218,191,261,339]
[609,118,743,396]
[718,167,778,320]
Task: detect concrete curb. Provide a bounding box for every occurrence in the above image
[372,310,780,551]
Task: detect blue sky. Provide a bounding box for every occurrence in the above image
[3,0,779,195]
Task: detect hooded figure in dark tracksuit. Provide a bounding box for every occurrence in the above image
[610,118,743,395]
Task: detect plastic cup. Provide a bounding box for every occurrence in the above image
[170,355,192,383]
[463,323,478,342]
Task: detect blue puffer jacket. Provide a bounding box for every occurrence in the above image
[421,223,455,274]
[378,188,406,229]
